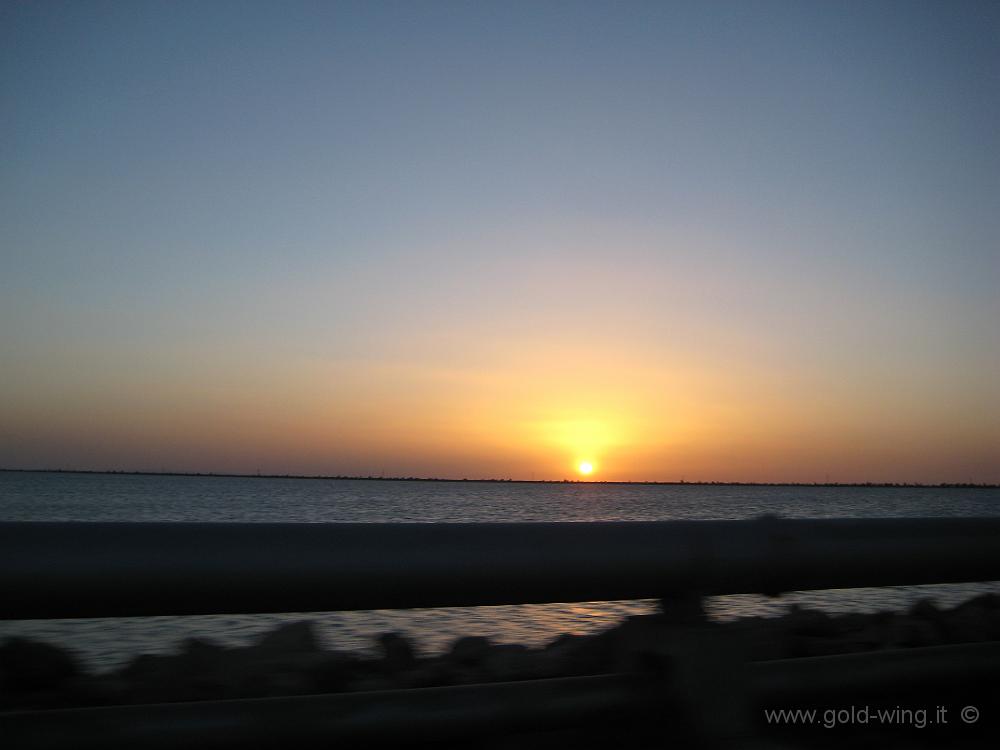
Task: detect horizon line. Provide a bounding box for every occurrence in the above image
[1,467,996,489]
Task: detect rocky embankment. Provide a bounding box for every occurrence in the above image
[2,594,999,711]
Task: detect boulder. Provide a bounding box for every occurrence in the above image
[0,637,81,693]
[941,598,992,643]
[539,633,603,676]
[909,598,945,625]
[377,632,416,672]
[255,620,321,656]
[0,637,86,709]
[448,636,493,668]
[121,641,250,703]
[310,651,369,693]
[783,605,838,637]
[482,643,535,681]
[660,595,707,625]
[885,614,942,648]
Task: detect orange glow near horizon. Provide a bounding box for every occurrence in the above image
[3,322,998,484]
[3,5,999,488]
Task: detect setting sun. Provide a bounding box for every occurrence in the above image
[577,461,594,476]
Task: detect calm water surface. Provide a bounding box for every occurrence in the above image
[2,472,998,671]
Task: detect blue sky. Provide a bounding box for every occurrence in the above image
[2,1,998,481]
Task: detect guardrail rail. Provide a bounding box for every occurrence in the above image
[2,516,998,747]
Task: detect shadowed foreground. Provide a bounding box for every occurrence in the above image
[3,594,999,748]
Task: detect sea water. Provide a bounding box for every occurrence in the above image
[2,471,997,671]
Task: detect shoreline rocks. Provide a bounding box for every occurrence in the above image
[2,593,999,711]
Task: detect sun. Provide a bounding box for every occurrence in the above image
[577,461,594,476]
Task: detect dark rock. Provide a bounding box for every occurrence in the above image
[255,620,321,656]
[660,595,707,625]
[0,637,81,693]
[885,614,941,648]
[983,600,1000,640]
[534,634,581,677]
[482,643,535,681]
[218,654,316,699]
[311,652,369,693]
[783,605,838,637]
[256,667,314,696]
[121,652,171,682]
[962,594,1000,640]
[837,622,892,653]
[398,660,455,689]
[910,598,944,624]
[378,632,416,672]
[120,642,243,703]
[76,673,128,706]
[119,635,327,702]
[178,637,230,671]
[780,607,887,656]
[10,591,1000,709]
[942,598,992,643]
[724,617,788,661]
[536,615,673,677]
[786,634,852,657]
[350,674,397,692]
[448,636,493,668]
[119,653,185,703]
[603,614,676,674]
[540,632,606,676]
[175,638,243,698]
[828,612,872,636]
[966,592,1000,611]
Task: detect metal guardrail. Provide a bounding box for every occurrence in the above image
[5,642,999,749]
[2,517,1000,618]
[2,516,999,747]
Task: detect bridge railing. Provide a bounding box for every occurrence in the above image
[2,516,999,747]
[3,516,1000,618]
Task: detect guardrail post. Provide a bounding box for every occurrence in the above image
[659,624,755,747]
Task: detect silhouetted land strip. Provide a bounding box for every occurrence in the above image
[3,593,998,750]
[2,593,998,705]
[2,468,996,489]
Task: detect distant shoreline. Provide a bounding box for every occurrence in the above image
[0,467,996,489]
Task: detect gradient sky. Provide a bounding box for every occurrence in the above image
[2,1,998,482]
